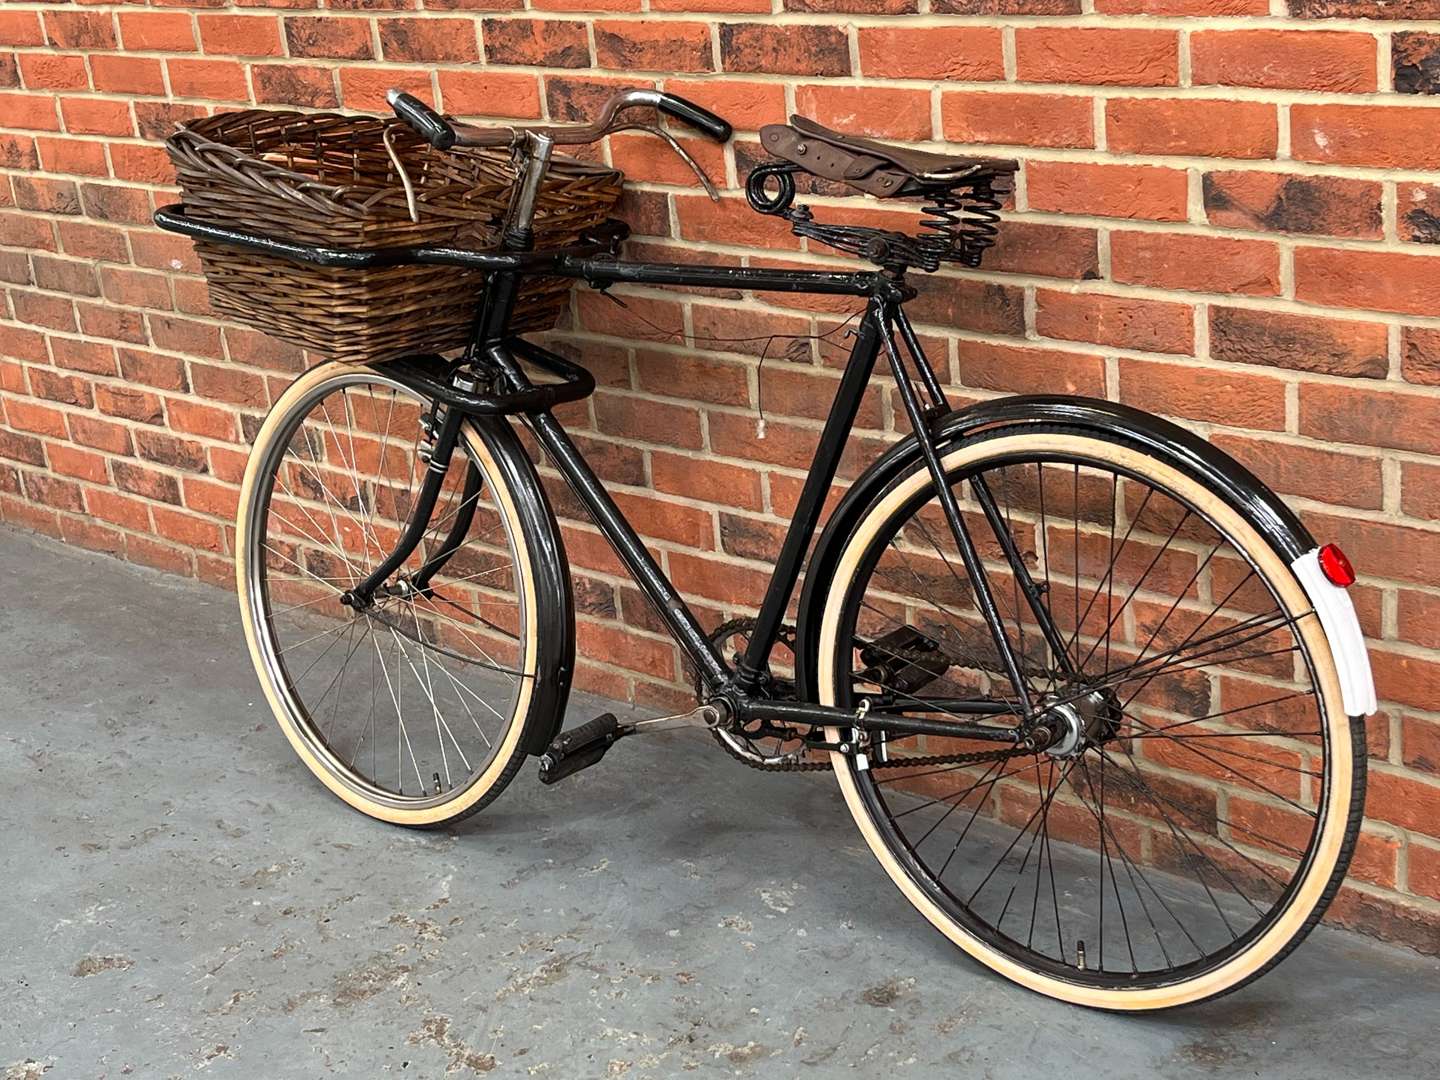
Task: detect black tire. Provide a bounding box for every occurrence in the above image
[811,423,1364,1010]
[237,362,572,828]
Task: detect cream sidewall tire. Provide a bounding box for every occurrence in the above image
[235,362,539,827]
[815,432,1353,1011]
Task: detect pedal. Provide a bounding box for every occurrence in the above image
[859,626,950,696]
[538,713,627,785]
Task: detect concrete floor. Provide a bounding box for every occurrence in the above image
[2,524,1439,1080]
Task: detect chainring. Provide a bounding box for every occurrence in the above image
[702,618,817,769]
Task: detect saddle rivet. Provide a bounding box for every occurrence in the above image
[796,143,806,155]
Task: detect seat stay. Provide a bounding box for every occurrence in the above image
[878,303,1038,719]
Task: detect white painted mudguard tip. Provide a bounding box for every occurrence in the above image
[1290,548,1378,717]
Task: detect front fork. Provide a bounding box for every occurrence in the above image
[879,303,1075,721]
[344,132,561,611]
[341,386,481,609]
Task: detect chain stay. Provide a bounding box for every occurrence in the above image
[705,617,1034,774]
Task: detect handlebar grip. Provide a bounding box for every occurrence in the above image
[654,93,732,143]
[387,89,457,150]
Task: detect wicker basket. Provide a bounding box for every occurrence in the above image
[166,110,623,364]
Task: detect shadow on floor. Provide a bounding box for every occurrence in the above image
[1,525,1436,1078]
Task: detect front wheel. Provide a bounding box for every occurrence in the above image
[815,425,1364,1010]
[236,362,568,828]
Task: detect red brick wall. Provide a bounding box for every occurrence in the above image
[3,2,1440,947]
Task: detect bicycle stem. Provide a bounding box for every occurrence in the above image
[502,131,556,251]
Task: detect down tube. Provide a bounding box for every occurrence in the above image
[525,409,730,692]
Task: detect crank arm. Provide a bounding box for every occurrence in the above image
[628,703,725,734]
[538,703,726,785]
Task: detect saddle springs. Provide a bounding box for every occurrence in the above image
[745,162,1005,273]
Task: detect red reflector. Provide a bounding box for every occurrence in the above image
[1318,543,1356,587]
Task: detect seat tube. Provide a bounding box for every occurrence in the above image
[735,300,885,692]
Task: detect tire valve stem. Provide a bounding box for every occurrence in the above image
[1076,940,1087,971]
[433,772,444,796]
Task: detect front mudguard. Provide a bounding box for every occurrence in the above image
[793,394,1372,716]
[466,416,575,756]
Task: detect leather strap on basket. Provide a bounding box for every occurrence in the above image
[382,125,421,223]
[759,124,912,198]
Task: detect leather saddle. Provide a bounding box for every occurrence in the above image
[759,116,1018,199]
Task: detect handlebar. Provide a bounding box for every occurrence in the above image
[386,88,732,151]
[388,90,459,149]
[649,92,732,142]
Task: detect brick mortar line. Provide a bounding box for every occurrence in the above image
[0,506,181,554]
[562,345,1430,429]
[6,468,1440,655]
[8,7,1440,32]
[9,102,1440,164]
[6,457,226,516]
[15,293,1440,409]
[1371,761,1440,800]
[21,146,1440,215]
[942,323,1440,393]
[532,414,1440,524]
[537,506,780,570]
[8,418,246,474]
[527,353,1440,484]
[1379,700,1440,725]
[564,311,1436,390]
[19,403,250,462]
[17,226,1440,338]
[558,263,1440,330]
[571,463,780,512]
[10,60,1440,110]
[1282,489,1440,536]
[574,610,677,646]
[10,178,1440,278]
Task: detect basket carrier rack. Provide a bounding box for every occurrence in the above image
[155,203,633,411]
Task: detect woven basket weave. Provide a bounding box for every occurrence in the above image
[166,110,623,364]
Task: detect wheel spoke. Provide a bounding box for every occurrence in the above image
[249,375,530,811]
[837,441,1348,990]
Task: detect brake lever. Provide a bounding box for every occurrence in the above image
[608,122,720,202]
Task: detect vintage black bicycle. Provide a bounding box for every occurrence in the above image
[156,88,1377,1009]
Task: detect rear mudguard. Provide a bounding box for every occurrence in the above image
[793,395,1375,716]
[468,416,575,755]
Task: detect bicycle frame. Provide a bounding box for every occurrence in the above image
[151,202,1069,737]
[467,252,1067,731]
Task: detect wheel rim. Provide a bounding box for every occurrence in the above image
[243,370,532,812]
[822,434,1349,998]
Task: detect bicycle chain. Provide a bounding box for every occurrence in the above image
[730,741,1034,774]
[703,618,1037,774]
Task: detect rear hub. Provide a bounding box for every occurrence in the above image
[1036,686,1123,759]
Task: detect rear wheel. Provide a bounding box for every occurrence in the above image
[237,362,558,827]
[815,426,1363,1010]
